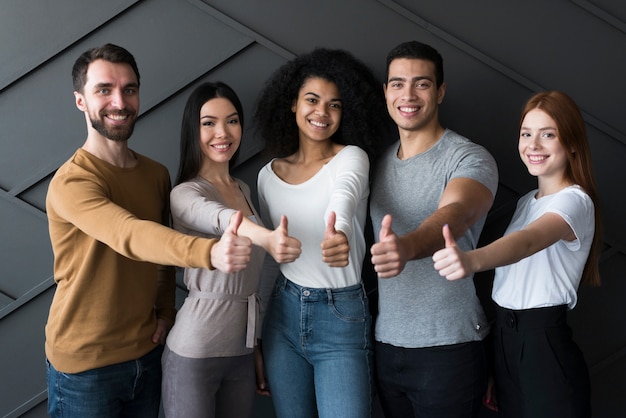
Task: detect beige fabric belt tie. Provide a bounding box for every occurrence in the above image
[188,290,259,349]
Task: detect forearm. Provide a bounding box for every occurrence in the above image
[403,202,476,260]
[237,216,271,250]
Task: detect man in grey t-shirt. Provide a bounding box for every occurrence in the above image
[370,41,498,417]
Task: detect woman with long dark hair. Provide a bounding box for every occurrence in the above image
[162,81,301,418]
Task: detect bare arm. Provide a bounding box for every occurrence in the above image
[236,214,301,264]
[433,212,575,280]
[371,177,494,278]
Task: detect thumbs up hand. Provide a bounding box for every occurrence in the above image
[210,211,252,273]
[370,214,407,278]
[267,215,302,263]
[432,224,471,280]
[321,211,350,267]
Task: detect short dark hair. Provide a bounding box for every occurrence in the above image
[386,41,444,88]
[175,81,244,185]
[72,43,140,92]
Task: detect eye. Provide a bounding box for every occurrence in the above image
[227,118,240,125]
[390,82,402,89]
[329,103,342,110]
[201,121,215,127]
[96,88,109,95]
[306,97,318,104]
[416,81,432,89]
[520,132,531,138]
[542,132,556,139]
[123,87,137,95]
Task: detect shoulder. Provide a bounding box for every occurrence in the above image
[134,152,170,176]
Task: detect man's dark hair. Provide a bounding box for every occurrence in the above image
[72,43,140,92]
[386,41,444,88]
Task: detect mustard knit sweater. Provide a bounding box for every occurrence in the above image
[45,149,217,373]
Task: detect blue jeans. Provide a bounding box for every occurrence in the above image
[262,275,373,418]
[47,346,163,418]
[375,340,486,418]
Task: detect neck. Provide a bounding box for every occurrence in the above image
[198,162,232,185]
[82,134,136,168]
[536,175,573,198]
[293,139,337,164]
[397,124,445,159]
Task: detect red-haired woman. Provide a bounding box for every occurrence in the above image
[433,90,601,418]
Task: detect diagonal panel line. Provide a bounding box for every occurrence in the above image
[571,0,626,33]
[377,0,626,148]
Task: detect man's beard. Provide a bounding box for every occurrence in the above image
[90,111,136,142]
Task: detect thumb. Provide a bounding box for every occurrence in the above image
[278,214,288,235]
[442,224,456,248]
[226,211,243,236]
[379,214,393,242]
[325,211,337,237]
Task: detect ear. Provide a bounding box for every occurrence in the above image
[437,82,446,104]
[74,91,86,112]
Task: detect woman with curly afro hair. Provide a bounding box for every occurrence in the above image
[254,48,389,418]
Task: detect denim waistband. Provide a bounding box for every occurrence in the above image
[276,274,365,302]
[495,304,567,331]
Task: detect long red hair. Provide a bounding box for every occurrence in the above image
[520,91,602,286]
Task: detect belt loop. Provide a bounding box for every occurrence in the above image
[326,288,333,304]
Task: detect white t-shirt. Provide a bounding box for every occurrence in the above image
[492,185,595,310]
[257,145,369,289]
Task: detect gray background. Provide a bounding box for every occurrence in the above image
[1,0,624,417]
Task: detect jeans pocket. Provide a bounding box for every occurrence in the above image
[329,295,367,323]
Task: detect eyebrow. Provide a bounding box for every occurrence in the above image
[92,82,139,89]
[201,112,239,120]
[387,76,433,83]
[303,91,342,102]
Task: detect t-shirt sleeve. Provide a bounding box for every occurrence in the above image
[545,187,595,251]
[450,142,499,197]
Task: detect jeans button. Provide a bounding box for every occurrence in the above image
[303,290,310,297]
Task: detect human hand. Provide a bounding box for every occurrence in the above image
[432,224,472,280]
[483,374,499,412]
[254,343,271,396]
[151,318,171,345]
[210,211,252,273]
[370,214,407,278]
[321,211,350,267]
[267,215,302,264]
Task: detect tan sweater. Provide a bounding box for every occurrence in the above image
[45,149,217,373]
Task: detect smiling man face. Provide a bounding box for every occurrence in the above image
[74,58,140,142]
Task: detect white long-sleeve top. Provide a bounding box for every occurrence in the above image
[257,145,369,289]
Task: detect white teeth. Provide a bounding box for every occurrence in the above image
[399,106,418,112]
[213,144,229,150]
[528,155,547,162]
[108,114,127,120]
[310,120,328,128]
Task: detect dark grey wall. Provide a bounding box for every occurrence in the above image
[1,1,624,417]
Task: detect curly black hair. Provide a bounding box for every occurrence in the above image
[253,48,389,161]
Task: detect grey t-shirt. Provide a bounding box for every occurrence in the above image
[370,129,499,348]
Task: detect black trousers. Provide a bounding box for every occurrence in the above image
[493,304,591,418]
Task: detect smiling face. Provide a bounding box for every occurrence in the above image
[519,108,570,183]
[74,59,139,142]
[292,77,342,143]
[384,58,445,135]
[198,97,242,166]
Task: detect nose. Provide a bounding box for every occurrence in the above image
[214,122,227,138]
[314,103,328,116]
[109,89,125,109]
[528,134,541,149]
